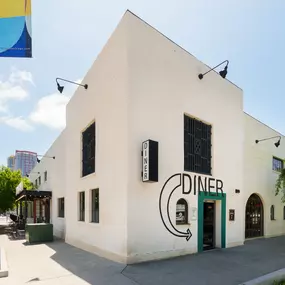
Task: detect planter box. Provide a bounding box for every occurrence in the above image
[25,223,53,243]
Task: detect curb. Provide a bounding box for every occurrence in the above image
[240,268,285,285]
[0,248,8,278]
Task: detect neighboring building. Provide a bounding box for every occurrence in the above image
[14,150,37,176]
[7,155,15,170]
[28,11,285,264]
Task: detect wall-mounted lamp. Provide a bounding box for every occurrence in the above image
[56,77,88,94]
[235,189,240,194]
[255,136,281,148]
[26,171,40,178]
[198,60,229,80]
[37,155,55,163]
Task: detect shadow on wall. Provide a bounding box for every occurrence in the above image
[44,241,133,285]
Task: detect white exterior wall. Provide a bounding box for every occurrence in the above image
[29,130,66,239]
[125,12,244,263]
[64,14,129,263]
[244,113,285,237]
[28,11,285,264]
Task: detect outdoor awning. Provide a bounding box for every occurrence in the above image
[15,189,52,202]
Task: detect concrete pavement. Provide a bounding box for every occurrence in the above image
[0,235,135,285]
[1,234,285,284]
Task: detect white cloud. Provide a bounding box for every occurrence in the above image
[0,116,34,132]
[28,78,82,130]
[0,68,34,131]
[0,71,82,131]
[0,82,29,113]
[29,92,71,129]
[0,67,33,114]
[9,67,34,86]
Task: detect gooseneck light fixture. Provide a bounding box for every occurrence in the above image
[198,60,229,80]
[56,77,88,94]
[255,136,281,148]
[37,155,56,163]
[26,171,40,178]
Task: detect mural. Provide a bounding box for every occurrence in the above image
[0,0,32,58]
[159,173,224,241]
[159,173,193,241]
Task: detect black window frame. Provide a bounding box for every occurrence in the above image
[44,171,47,182]
[58,197,65,218]
[176,198,188,225]
[283,206,285,220]
[270,205,275,221]
[184,114,212,175]
[90,189,99,223]
[82,122,96,177]
[273,157,283,172]
[79,191,85,222]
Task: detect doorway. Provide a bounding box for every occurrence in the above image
[203,201,215,251]
[245,194,264,239]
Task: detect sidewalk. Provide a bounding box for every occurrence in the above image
[1,234,285,285]
[0,235,135,285]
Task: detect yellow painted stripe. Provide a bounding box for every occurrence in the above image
[0,0,31,18]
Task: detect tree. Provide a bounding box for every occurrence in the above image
[0,166,21,212]
[22,176,36,190]
[275,168,285,202]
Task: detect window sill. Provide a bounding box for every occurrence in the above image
[80,172,96,180]
[176,223,191,226]
[57,216,65,219]
[89,222,100,226]
[183,170,212,177]
[78,220,85,223]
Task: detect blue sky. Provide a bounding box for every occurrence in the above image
[0,0,284,166]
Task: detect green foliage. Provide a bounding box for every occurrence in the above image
[273,280,285,285]
[0,166,21,211]
[275,168,285,203]
[22,176,36,190]
[0,167,38,211]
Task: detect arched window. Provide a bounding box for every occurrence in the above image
[270,205,275,220]
[176,198,188,225]
[283,206,285,220]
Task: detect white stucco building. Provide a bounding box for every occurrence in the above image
[28,10,285,264]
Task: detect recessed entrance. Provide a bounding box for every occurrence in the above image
[245,194,264,239]
[198,192,226,253]
[203,201,215,251]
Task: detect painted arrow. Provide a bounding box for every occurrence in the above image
[159,173,192,241]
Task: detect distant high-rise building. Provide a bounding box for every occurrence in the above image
[7,155,15,170]
[14,150,37,176]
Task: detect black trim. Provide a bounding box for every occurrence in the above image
[16,190,52,202]
[184,115,212,175]
[245,194,264,239]
[82,122,95,177]
[58,197,65,218]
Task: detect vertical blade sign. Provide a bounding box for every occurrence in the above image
[142,140,158,182]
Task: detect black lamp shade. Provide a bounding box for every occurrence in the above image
[275,139,281,148]
[57,82,64,93]
[219,65,228,78]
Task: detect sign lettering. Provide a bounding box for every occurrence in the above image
[142,141,149,182]
[159,173,225,242]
